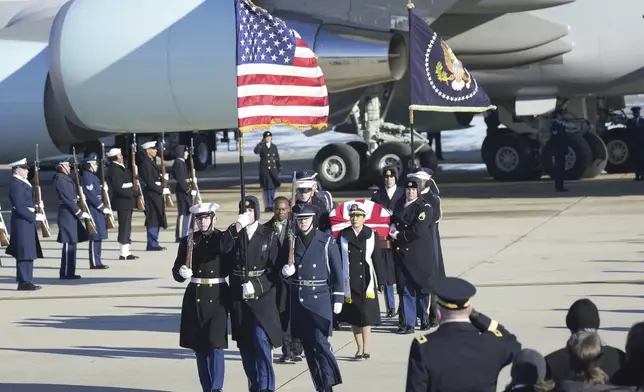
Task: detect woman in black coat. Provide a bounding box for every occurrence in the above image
[336,203,384,360]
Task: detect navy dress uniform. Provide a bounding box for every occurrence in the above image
[405,277,522,392]
[254,130,282,212]
[53,160,89,279]
[295,171,334,213]
[281,203,344,392]
[222,196,283,392]
[370,166,404,317]
[106,148,138,260]
[5,158,44,291]
[172,145,192,242]
[81,154,109,270]
[138,140,168,251]
[172,203,230,392]
[550,111,569,192]
[391,178,435,334]
[294,177,332,232]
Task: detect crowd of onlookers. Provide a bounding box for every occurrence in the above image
[502,299,644,392]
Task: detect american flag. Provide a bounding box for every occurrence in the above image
[236,0,329,133]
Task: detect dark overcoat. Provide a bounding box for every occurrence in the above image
[336,226,384,327]
[253,142,281,190]
[5,176,43,261]
[172,230,231,350]
[421,186,446,277]
[138,154,167,229]
[107,163,136,212]
[81,170,108,241]
[266,216,292,329]
[222,223,283,349]
[53,172,88,245]
[371,186,404,284]
[171,158,192,215]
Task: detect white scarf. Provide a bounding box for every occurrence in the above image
[246,221,259,240]
[339,229,376,303]
[385,185,396,200]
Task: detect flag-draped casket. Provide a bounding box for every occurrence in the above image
[329,200,392,248]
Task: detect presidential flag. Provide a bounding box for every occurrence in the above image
[236,0,329,133]
[408,10,495,113]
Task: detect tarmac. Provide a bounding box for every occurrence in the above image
[1,167,644,391]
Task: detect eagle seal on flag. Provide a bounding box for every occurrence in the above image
[329,199,392,246]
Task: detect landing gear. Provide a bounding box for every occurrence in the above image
[602,128,634,173]
[481,132,541,181]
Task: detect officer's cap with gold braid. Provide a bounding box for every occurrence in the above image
[348,203,366,217]
[263,130,272,138]
[430,277,477,310]
[404,177,421,190]
[382,166,398,179]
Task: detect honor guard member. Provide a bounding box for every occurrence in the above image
[254,131,282,212]
[172,203,230,392]
[405,277,521,392]
[627,106,643,128]
[294,176,331,232]
[224,196,283,392]
[106,148,139,260]
[295,171,334,213]
[550,110,569,192]
[172,145,193,242]
[81,153,109,270]
[390,177,435,334]
[5,158,44,291]
[138,140,169,251]
[54,158,90,280]
[281,203,344,392]
[370,166,404,318]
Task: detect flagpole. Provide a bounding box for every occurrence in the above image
[407,0,416,170]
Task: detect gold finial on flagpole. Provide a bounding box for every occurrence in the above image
[406,0,415,9]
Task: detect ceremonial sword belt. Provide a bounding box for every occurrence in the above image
[232,269,265,278]
[292,279,327,287]
[190,277,226,285]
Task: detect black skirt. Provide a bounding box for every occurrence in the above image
[337,292,382,327]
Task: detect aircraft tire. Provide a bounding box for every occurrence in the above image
[313,143,361,191]
[482,133,534,181]
[581,132,608,178]
[602,129,635,173]
[346,141,373,190]
[366,142,412,185]
[542,133,592,181]
[192,133,211,171]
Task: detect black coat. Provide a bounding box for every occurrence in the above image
[266,216,292,329]
[254,142,281,190]
[546,344,625,384]
[172,158,192,216]
[421,188,446,277]
[336,226,384,327]
[5,177,43,261]
[138,154,167,229]
[172,230,231,350]
[223,223,283,349]
[53,172,88,245]
[371,186,404,284]
[107,163,136,212]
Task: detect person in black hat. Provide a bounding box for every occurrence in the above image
[106,148,139,260]
[627,107,644,181]
[138,140,169,251]
[81,153,109,270]
[254,130,282,212]
[172,145,194,242]
[545,298,625,383]
[550,110,569,192]
[405,277,521,392]
[627,106,643,128]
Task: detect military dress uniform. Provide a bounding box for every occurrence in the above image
[550,113,568,192]
[53,160,89,279]
[81,154,109,270]
[295,171,335,214]
[223,196,283,392]
[294,177,332,232]
[281,203,344,392]
[172,203,230,392]
[370,166,404,317]
[254,131,282,212]
[5,158,44,291]
[391,178,435,334]
[106,148,138,260]
[138,141,168,250]
[405,277,522,392]
[172,145,192,242]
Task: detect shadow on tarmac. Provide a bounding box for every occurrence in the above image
[0,384,169,392]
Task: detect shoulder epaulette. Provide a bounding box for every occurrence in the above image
[415,335,428,344]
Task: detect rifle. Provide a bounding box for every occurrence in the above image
[72,147,97,235]
[0,204,9,247]
[189,137,202,205]
[100,142,117,230]
[288,170,297,266]
[184,222,195,269]
[132,134,145,211]
[34,144,51,238]
[160,132,174,208]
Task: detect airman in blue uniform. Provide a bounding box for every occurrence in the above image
[281,203,344,392]
[81,153,109,270]
[550,110,569,192]
[53,159,89,280]
[5,158,44,291]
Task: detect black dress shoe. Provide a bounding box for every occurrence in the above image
[119,254,139,260]
[429,316,439,328]
[277,353,293,363]
[17,282,42,291]
[420,319,431,331]
[386,308,395,318]
[403,326,415,334]
[354,352,363,360]
[146,246,166,251]
[90,265,109,270]
[291,353,303,362]
[363,353,371,360]
[60,275,81,280]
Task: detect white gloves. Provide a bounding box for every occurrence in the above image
[38,201,44,209]
[190,190,198,196]
[102,184,109,192]
[81,212,91,220]
[162,188,171,195]
[242,282,255,299]
[103,208,112,215]
[193,177,198,184]
[333,303,343,314]
[163,173,169,181]
[35,213,46,222]
[179,265,193,279]
[236,212,250,228]
[281,264,295,278]
[0,221,6,229]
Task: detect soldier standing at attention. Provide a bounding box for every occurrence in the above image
[53,159,89,280]
[405,277,522,392]
[5,158,45,291]
[172,145,193,242]
[224,196,283,392]
[254,130,282,212]
[281,203,344,392]
[106,148,139,260]
[172,203,230,392]
[81,153,109,270]
[138,140,169,251]
[550,110,569,192]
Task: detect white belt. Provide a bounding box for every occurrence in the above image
[122,182,133,188]
[27,207,35,212]
[190,277,226,284]
[154,181,161,186]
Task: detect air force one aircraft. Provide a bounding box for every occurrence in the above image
[1,0,643,189]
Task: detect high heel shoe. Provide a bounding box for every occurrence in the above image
[362,353,371,359]
[354,352,363,360]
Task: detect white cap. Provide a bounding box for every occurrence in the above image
[408,171,431,180]
[141,141,157,150]
[8,158,28,168]
[296,180,317,189]
[106,148,121,158]
[189,203,220,216]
